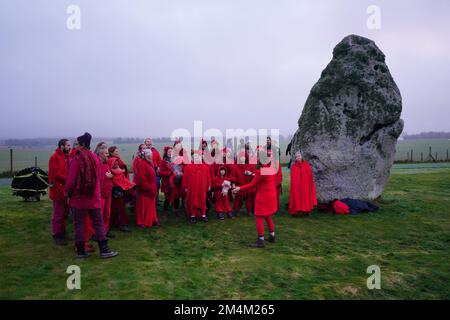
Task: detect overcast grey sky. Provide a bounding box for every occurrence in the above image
[0,0,449,139]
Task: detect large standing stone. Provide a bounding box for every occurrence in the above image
[291,35,404,201]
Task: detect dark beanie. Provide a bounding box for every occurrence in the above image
[77,132,92,149]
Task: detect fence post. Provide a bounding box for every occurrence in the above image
[421,152,423,162]
[10,149,13,175]
[411,149,413,162]
[35,156,37,168]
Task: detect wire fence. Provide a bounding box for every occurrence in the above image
[1,143,449,177]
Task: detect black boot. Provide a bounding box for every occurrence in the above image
[163,199,170,211]
[264,234,276,243]
[53,234,68,246]
[249,238,265,248]
[98,240,119,259]
[190,217,197,224]
[76,242,89,259]
[119,225,131,232]
[201,215,209,223]
[174,199,180,210]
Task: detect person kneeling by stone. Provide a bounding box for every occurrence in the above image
[65,132,119,259]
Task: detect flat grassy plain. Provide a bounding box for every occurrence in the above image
[0,168,449,300]
[1,139,450,172]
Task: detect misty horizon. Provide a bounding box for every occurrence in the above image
[1,0,449,139]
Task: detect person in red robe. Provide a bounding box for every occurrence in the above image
[65,132,118,259]
[233,152,278,248]
[231,150,255,216]
[144,138,162,204]
[160,146,174,211]
[132,144,146,183]
[289,151,317,216]
[48,139,71,245]
[69,140,78,159]
[108,146,131,232]
[96,145,114,237]
[108,157,136,191]
[135,149,159,228]
[182,152,211,224]
[212,166,233,220]
[160,146,184,212]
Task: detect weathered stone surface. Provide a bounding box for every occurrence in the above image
[291,34,403,201]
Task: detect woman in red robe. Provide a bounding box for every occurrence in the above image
[108,157,136,191]
[159,146,184,212]
[212,166,233,220]
[233,153,278,248]
[108,146,131,232]
[231,151,255,216]
[134,150,159,228]
[289,151,317,216]
[182,152,211,223]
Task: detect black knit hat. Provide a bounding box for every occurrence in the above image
[77,132,92,149]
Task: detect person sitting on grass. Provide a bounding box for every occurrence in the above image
[65,132,118,259]
[213,166,233,220]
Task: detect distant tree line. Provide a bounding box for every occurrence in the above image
[1,134,295,147]
[2,138,59,147]
[403,132,450,140]
[113,137,173,144]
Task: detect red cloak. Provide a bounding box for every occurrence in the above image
[134,158,158,227]
[238,165,277,216]
[212,166,232,213]
[182,163,211,217]
[289,160,317,214]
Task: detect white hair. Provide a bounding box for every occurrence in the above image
[144,149,153,160]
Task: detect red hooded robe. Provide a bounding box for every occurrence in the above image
[289,160,317,214]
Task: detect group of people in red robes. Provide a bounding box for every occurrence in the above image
[49,133,319,256]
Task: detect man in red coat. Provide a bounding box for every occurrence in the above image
[182,152,211,224]
[65,132,118,259]
[49,139,71,245]
[135,149,159,228]
[289,151,317,215]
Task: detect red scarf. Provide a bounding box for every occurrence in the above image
[76,149,97,195]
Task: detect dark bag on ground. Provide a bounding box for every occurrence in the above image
[340,198,379,215]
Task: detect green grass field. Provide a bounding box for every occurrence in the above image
[1,139,450,173]
[0,168,449,300]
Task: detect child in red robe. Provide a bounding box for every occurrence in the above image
[289,151,317,216]
[213,166,233,220]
